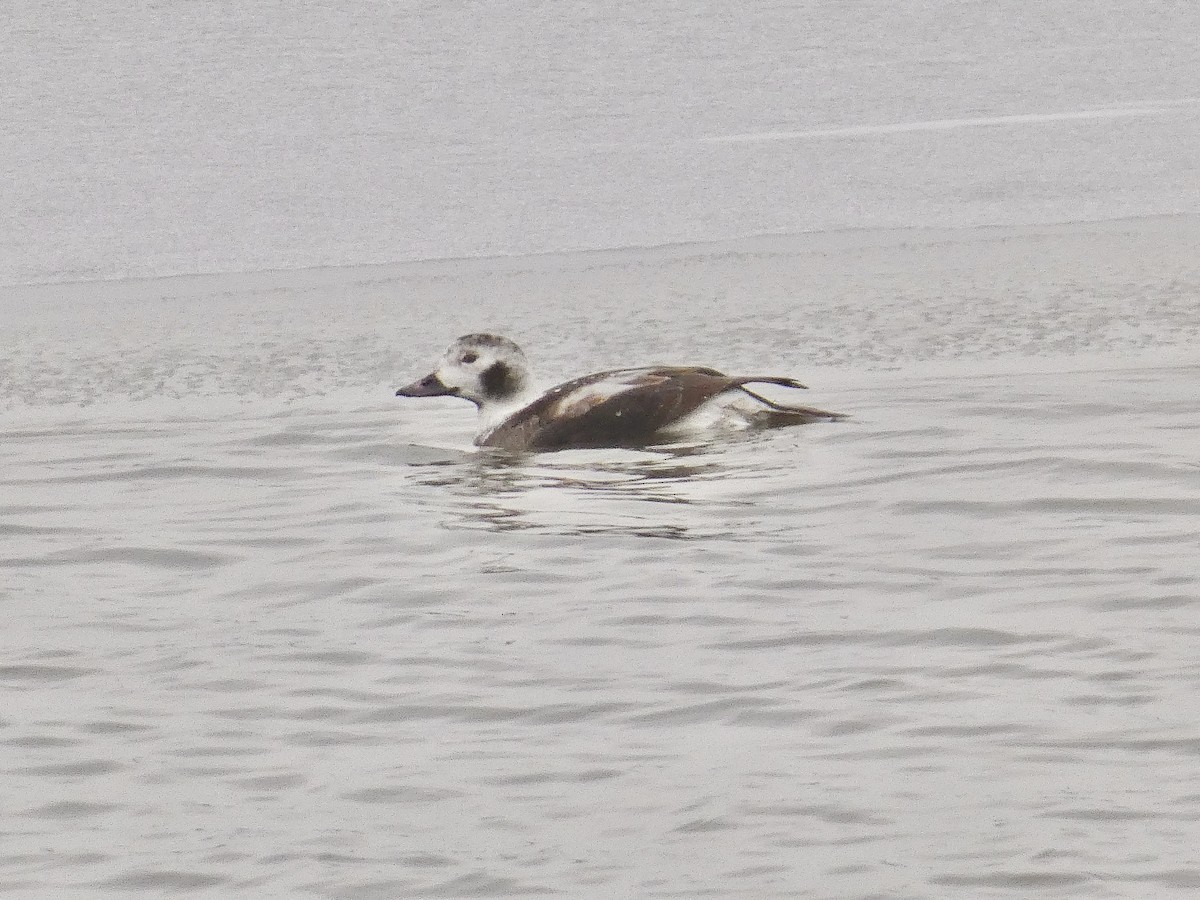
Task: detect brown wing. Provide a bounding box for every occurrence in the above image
[482,367,737,451]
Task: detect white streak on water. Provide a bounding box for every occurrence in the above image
[702,106,1187,144]
[5,2,1200,283]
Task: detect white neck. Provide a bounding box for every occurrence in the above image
[476,385,540,437]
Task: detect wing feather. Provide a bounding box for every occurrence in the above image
[479,366,843,451]
[482,367,736,450]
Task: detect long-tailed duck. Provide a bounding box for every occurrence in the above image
[396,333,846,452]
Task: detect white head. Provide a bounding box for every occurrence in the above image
[396,334,534,415]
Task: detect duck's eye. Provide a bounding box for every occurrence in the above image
[461,352,478,364]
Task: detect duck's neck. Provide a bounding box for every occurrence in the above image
[476,383,539,434]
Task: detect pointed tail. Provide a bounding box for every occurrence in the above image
[736,381,848,422]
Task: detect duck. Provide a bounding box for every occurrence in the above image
[395,333,845,452]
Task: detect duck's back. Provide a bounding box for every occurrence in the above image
[480,367,736,451]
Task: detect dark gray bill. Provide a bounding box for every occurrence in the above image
[396,373,457,398]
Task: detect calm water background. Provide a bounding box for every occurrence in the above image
[3,1,1200,898]
[3,0,1199,284]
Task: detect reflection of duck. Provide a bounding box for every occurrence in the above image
[396,333,846,452]
[409,442,731,539]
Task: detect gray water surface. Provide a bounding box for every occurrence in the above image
[4,3,1200,896]
[4,0,1199,284]
[3,362,1198,899]
[3,220,1199,898]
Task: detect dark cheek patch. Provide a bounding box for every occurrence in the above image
[481,361,516,398]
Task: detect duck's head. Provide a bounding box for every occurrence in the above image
[396,333,532,409]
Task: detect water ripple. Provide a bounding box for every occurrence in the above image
[2,357,1197,898]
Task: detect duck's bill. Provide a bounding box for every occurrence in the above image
[396,373,457,398]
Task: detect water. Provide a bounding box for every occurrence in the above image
[4,220,1200,897]
[4,1,1200,897]
[3,363,1199,898]
[3,0,1199,284]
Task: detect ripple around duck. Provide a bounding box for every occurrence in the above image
[0,664,99,683]
[930,871,1093,889]
[46,546,234,570]
[0,522,90,537]
[20,801,122,819]
[40,463,311,483]
[891,495,1200,518]
[89,870,228,892]
[13,759,125,778]
[711,627,1059,651]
